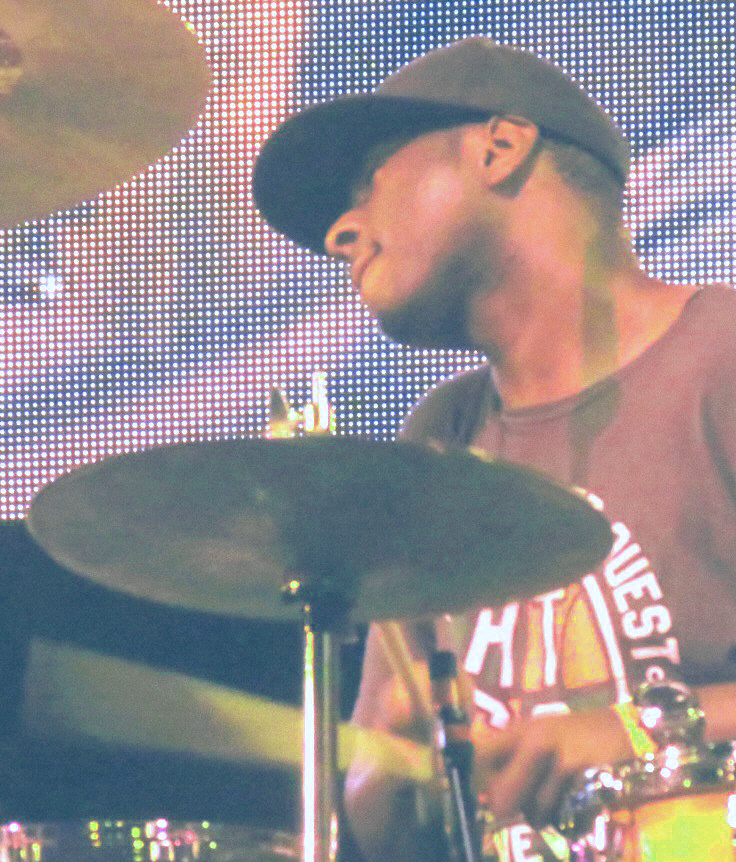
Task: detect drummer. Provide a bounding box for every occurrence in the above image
[253,37,736,861]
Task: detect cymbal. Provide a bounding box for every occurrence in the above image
[27,438,613,622]
[25,639,432,783]
[0,0,211,229]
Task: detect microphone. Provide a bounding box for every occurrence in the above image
[430,650,480,862]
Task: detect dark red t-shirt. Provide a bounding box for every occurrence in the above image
[354,284,736,860]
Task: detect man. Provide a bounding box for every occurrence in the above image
[253,37,736,861]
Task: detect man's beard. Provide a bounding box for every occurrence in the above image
[376,230,497,351]
[377,274,471,349]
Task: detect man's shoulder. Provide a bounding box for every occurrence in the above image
[683,283,736,325]
[400,363,494,445]
[675,284,736,360]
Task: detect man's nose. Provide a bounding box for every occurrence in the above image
[324,208,363,261]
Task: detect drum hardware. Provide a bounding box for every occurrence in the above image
[558,680,736,861]
[267,388,301,439]
[280,581,350,862]
[430,650,480,862]
[0,0,211,230]
[266,373,335,439]
[269,377,357,862]
[27,437,612,861]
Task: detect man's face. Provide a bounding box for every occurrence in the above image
[324,125,501,348]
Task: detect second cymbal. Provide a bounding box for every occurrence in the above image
[0,0,211,229]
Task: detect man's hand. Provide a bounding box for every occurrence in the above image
[473,707,633,829]
[345,658,445,862]
[373,658,433,739]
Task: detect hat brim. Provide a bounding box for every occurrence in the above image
[252,96,489,254]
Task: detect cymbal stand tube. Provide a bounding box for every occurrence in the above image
[301,602,340,862]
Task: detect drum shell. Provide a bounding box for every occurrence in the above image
[568,789,736,861]
[562,737,736,862]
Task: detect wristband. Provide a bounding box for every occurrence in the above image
[610,701,657,759]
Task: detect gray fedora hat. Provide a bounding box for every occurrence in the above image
[252,37,629,254]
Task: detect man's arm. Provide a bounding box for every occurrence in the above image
[344,625,446,862]
[695,681,736,743]
[473,680,736,830]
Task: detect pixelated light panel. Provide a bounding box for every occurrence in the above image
[1,0,734,518]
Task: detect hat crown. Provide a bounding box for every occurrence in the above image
[378,38,522,111]
[376,37,628,181]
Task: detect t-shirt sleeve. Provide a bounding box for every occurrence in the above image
[399,364,494,446]
[700,333,736,504]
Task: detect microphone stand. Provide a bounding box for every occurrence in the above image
[430,651,480,862]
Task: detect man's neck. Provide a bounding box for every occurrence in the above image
[469,258,697,411]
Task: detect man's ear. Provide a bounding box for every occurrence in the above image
[477,115,541,192]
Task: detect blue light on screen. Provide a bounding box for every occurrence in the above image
[1,0,733,519]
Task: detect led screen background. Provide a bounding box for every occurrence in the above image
[1,0,734,520]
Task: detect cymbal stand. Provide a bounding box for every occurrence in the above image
[283,580,347,862]
[271,371,342,861]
